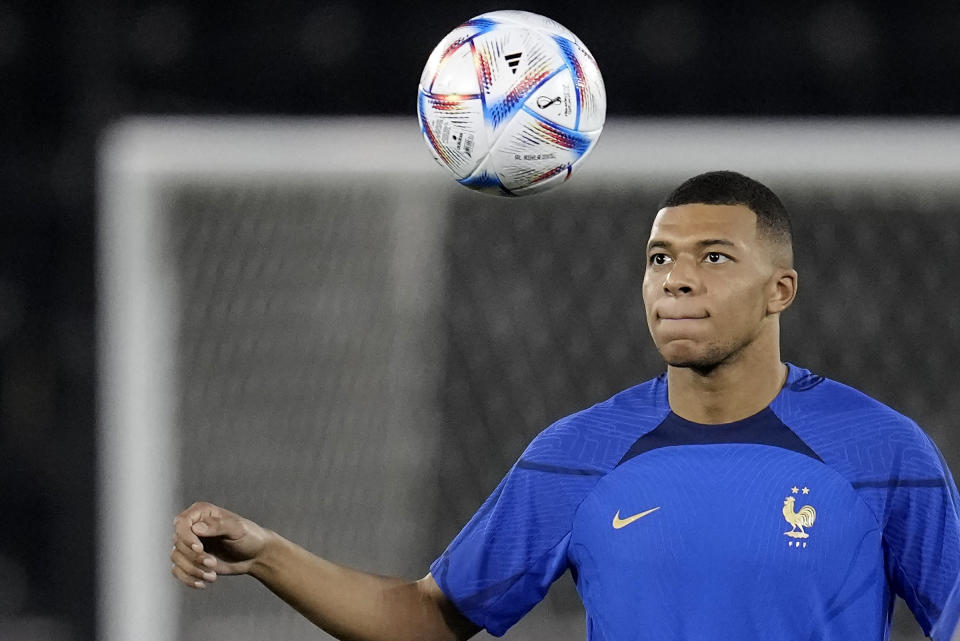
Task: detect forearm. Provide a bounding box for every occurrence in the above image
[250,531,472,641]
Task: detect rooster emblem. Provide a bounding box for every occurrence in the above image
[783,495,817,539]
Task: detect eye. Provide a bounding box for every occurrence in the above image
[705,252,730,264]
[649,253,672,266]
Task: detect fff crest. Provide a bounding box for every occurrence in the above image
[783,485,816,548]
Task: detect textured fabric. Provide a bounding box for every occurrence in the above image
[430,364,960,639]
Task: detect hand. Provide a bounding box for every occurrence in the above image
[171,502,271,589]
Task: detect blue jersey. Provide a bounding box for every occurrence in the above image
[431,364,960,640]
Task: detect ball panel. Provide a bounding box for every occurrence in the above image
[428,42,481,95]
[418,92,487,179]
[470,27,564,132]
[557,37,606,132]
[524,68,578,130]
[490,109,600,191]
[510,164,573,196]
[459,157,514,196]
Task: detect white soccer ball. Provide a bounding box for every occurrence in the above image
[417,10,606,197]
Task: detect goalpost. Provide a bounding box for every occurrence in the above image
[97,116,960,641]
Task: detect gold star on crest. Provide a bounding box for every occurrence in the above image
[791,486,799,494]
[802,487,810,494]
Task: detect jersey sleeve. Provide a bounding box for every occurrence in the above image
[429,422,605,636]
[882,429,960,640]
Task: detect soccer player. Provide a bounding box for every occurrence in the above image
[172,171,960,641]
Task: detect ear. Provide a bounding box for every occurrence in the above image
[767,268,798,315]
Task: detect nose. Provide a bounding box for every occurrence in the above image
[663,258,698,296]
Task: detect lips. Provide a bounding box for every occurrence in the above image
[657,312,708,320]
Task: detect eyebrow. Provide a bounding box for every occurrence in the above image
[646,238,738,252]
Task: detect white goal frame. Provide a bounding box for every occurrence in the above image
[97,116,960,641]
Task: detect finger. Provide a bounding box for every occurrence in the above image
[174,536,213,565]
[170,546,217,580]
[191,511,244,541]
[173,513,205,553]
[171,562,208,590]
[171,547,218,584]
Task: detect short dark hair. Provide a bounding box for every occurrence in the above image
[661,170,793,263]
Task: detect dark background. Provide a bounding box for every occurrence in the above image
[2,1,959,638]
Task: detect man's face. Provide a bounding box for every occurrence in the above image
[642,203,783,371]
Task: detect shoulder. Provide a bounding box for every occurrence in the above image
[780,371,925,443]
[520,375,671,473]
[774,366,942,480]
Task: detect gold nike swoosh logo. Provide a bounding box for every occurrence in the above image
[612,506,661,529]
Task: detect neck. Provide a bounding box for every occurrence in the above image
[666,328,788,424]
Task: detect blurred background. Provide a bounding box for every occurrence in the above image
[2,1,960,640]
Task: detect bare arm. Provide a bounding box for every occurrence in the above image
[249,533,477,641]
[172,502,479,641]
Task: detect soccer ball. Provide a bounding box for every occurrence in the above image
[417,10,606,197]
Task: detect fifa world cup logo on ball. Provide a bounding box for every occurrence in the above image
[417,10,606,197]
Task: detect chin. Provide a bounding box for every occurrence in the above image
[665,357,722,373]
[658,342,729,373]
